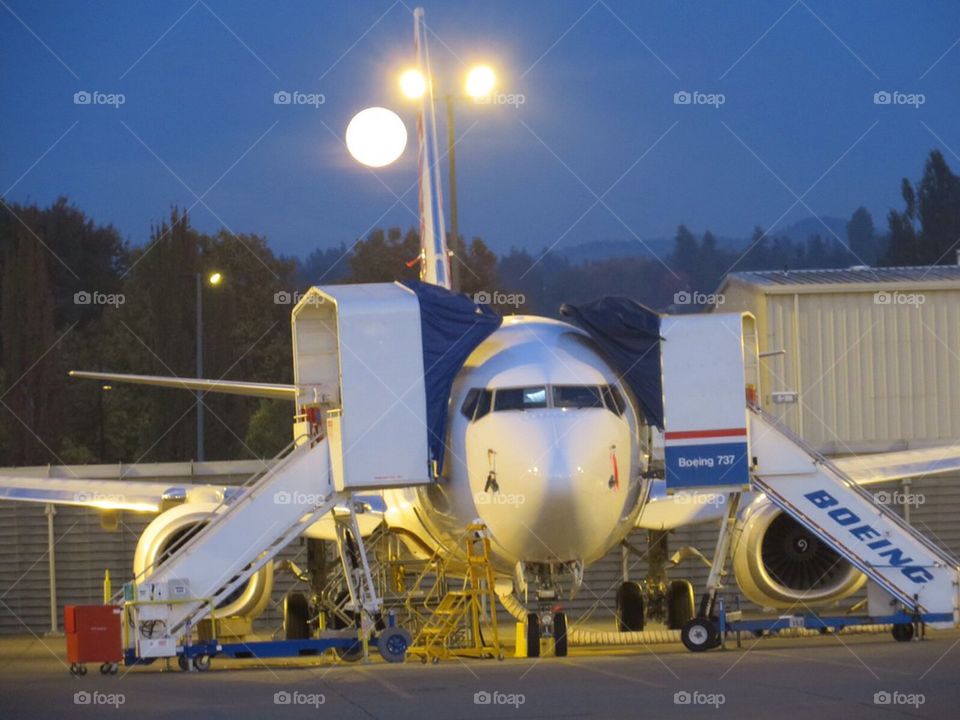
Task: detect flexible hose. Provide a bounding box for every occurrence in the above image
[496,590,682,645]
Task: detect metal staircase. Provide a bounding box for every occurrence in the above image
[128,436,356,652]
[749,409,960,625]
[407,524,503,662]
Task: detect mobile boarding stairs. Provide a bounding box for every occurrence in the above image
[121,283,437,666]
[659,313,960,651]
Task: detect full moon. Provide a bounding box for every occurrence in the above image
[345,107,408,168]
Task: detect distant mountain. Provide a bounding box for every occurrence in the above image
[557,216,849,264]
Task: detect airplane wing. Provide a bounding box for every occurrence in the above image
[0,475,190,512]
[831,444,960,485]
[69,370,295,400]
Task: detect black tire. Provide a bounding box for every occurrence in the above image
[377,627,411,663]
[616,581,645,632]
[553,612,568,657]
[681,617,719,653]
[178,655,190,672]
[526,613,541,658]
[892,623,915,642]
[193,655,211,671]
[666,580,696,630]
[283,592,311,640]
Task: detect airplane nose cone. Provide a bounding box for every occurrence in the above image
[467,409,632,564]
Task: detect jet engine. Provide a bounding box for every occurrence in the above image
[732,499,865,607]
[133,501,273,621]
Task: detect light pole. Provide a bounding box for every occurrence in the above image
[400,64,496,293]
[195,270,223,462]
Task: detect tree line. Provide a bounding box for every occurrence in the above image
[1,150,957,466]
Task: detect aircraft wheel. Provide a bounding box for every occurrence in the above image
[283,592,311,640]
[681,618,719,653]
[526,613,541,658]
[377,627,411,663]
[553,612,568,657]
[616,581,645,631]
[666,580,696,629]
[892,623,915,642]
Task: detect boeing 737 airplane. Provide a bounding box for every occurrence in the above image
[2,9,960,656]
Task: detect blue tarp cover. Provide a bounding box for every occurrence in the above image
[560,297,664,429]
[401,281,502,475]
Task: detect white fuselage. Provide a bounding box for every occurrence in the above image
[374,315,648,573]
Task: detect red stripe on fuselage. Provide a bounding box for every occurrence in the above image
[664,428,747,440]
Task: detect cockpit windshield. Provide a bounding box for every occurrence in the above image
[494,387,547,411]
[460,384,627,421]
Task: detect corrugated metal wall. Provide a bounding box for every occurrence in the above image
[761,288,960,453]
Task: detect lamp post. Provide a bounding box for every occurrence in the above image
[195,271,223,462]
[401,65,496,293]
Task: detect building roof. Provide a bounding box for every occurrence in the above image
[720,265,960,294]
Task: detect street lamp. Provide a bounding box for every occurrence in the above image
[195,270,223,462]
[399,64,496,292]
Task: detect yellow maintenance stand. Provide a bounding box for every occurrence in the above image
[407,524,503,663]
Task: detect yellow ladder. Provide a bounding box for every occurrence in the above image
[408,524,503,663]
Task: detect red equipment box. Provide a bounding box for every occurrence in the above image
[65,605,122,664]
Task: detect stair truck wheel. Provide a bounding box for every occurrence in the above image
[892,623,915,642]
[616,581,645,632]
[681,618,719,653]
[666,580,696,629]
[526,613,541,658]
[283,592,311,640]
[194,655,211,671]
[377,626,412,663]
[553,612,568,657]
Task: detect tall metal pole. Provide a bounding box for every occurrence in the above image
[195,273,205,462]
[44,503,59,635]
[446,94,461,293]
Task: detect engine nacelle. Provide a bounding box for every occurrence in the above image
[733,498,865,608]
[133,501,273,622]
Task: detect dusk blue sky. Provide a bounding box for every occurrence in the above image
[2,1,959,260]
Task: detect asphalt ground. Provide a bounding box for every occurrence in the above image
[1,625,957,719]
